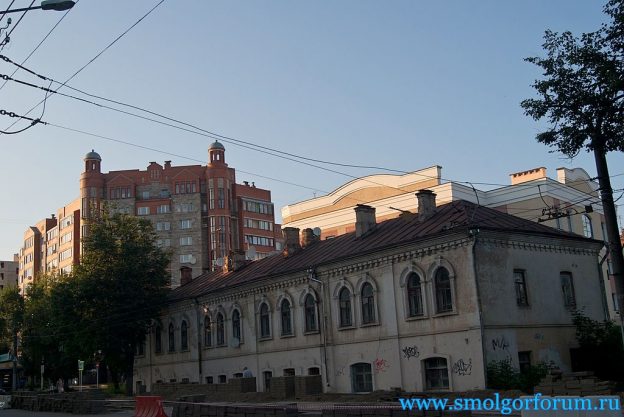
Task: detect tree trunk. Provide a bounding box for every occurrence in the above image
[593,144,624,340]
[125,351,135,397]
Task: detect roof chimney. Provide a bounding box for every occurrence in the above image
[225,250,248,272]
[354,204,376,238]
[164,161,171,169]
[416,190,437,221]
[302,228,320,247]
[282,227,301,256]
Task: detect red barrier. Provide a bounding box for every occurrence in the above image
[134,396,168,417]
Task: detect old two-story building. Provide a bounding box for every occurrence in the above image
[134,191,605,394]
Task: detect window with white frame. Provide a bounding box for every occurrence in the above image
[156,221,170,231]
[180,236,193,246]
[180,219,192,229]
[137,206,150,216]
[180,254,193,263]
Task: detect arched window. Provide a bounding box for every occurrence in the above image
[260,303,271,338]
[424,357,449,390]
[204,316,212,347]
[232,310,241,341]
[339,287,352,327]
[180,320,188,351]
[216,313,225,345]
[361,283,375,324]
[280,299,292,336]
[304,294,317,332]
[168,323,175,353]
[155,325,162,353]
[582,214,593,238]
[351,363,373,393]
[434,267,453,313]
[407,272,423,317]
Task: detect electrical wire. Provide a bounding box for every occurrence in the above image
[0,0,78,93]
[0,0,165,132]
[0,0,35,51]
[0,1,16,25]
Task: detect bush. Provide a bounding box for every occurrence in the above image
[487,358,548,393]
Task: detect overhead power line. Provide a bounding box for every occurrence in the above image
[0,0,35,51]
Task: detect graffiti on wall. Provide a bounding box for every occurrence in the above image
[402,345,420,360]
[491,336,509,351]
[374,358,390,373]
[451,358,472,376]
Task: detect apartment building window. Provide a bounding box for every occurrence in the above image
[263,371,272,391]
[424,357,449,390]
[175,181,197,194]
[244,218,273,231]
[259,303,271,338]
[47,228,58,241]
[514,269,529,306]
[60,248,73,261]
[434,267,453,313]
[110,187,131,199]
[156,239,171,248]
[180,219,192,229]
[218,187,225,209]
[47,244,58,256]
[60,232,72,244]
[407,272,424,317]
[180,321,189,351]
[582,215,593,238]
[180,254,193,264]
[339,287,352,327]
[206,376,214,384]
[280,299,292,336]
[60,216,73,229]
[242,200,273,215]
[179,236,193,246]
[175,203,194,213]
[218,375,227,384]
[137,207,150,216]
[244,235,274,247]
[157,204,170,214]
[351,363,373,393]
[156,221,170,231]
[560,272,576,308]
[142,191,150,199]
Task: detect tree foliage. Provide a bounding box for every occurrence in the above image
[572,310,624,383]
[0,285,24,353]
[72,212,170,393]
[520,0,623,156]
[19,212,170,393]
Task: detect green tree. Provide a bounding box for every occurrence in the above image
[73,212,170,394]
[521,0,624,331]
[0,285,24,389]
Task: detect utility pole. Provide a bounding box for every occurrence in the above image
[594,143,624,337]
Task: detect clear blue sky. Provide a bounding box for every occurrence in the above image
[1,0,623,259]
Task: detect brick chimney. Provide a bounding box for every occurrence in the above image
[225,250,247,272]
[416,190,437,221]
[302,228,320,247]
[282,227,301,256]
[354,204,376,238]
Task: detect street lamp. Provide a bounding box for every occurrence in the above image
[0,0,75,15]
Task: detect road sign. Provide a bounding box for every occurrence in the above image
[78,360,84,371]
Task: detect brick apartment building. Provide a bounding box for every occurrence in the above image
[0,256,18,290]
[17,141,281,290]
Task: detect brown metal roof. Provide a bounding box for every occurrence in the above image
[169,200,599,302]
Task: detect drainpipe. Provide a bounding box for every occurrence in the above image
[194,298,203,383]
[470,229,488,389]
[598,250,610,321]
